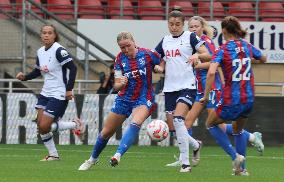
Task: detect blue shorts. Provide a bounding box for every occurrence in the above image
[35,94,68,120]
[195,90,222,109]
[215,101,253,121]
[164,89,196,113]
[111,96,155,117]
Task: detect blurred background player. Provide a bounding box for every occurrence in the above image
[97,63,117,94]
[167,15,264,168]
[154,10,211,172]
[200,16,267,175]
[16,24,84,161]
[78,31,162,170]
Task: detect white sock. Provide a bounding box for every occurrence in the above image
[173,117,190,165]
[188,135,199,151]
[40,132,59,157]
[51,122,76,132]
[248,133,255,143]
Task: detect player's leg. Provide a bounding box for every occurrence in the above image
[220,123,264,155]
[47,99,85,141]
[184,102,204,167]
[78,111,126,170]
[111,103,151,167]
[37,109,59,161]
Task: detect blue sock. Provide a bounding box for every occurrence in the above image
[91,134,109,159]
[225,124,233,135]
[187,128,193,136]
[208,126,236,160]
[226,124,251,142]
[234,131,248,169]
[116,122,140,156]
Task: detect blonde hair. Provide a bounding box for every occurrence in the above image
[188,16,214,39]
[117,31,135,43]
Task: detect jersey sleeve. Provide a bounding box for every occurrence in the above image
[190,33,205,54]
[114,54,123,78]
[154,38,165,58]
[211,47,224,64]
[149,50,161,65]
[250,44,263,60]
[55,47,73,65]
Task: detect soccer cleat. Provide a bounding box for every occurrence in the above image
[252,132,264,155]
[40,155,60,161]
[232,168,250,176]
[179,164,192,173]
[110,155,120,167]
[165,160,182,167]
[72,118,86,142]
[232,154,245,175]
[78,159,98,171]
[192,140,202,167]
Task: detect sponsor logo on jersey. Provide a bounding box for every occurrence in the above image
[124,68,146,78]
[165,49,181,58]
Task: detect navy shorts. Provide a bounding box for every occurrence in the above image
[164,89,196,113]
[215,101,254,121]
[35,94,68,120]
[111,96,155,117]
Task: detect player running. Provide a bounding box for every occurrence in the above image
[16,24,84,161]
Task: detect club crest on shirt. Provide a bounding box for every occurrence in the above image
[60,49,69,57]
[138,57,145,65]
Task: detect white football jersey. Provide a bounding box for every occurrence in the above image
[156,31,204,92]
[36,42,73,100]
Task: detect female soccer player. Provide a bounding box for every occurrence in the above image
[154,10,211,172]
[167,16,264,169]
[78,31,162,170]
[200,16,266,175]
[16,24,84,161]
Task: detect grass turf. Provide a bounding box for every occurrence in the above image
[0,144,283,182]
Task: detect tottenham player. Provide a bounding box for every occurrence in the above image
[78,31,162,170]
[154,10,211,172]
[16,24,84,161]
[200,16,267,175]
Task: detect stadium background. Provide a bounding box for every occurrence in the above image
[0,0,283,147]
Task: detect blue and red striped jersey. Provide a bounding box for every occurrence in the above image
[114,48,161,101]
[212,38,262,105]
[195,34,222,94]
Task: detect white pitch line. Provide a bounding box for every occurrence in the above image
[0,147,284,160]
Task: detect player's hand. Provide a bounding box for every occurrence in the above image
[199,97,209,105]
[154,65,164,73]
[120,76,128,85]
[188,54,199,66]
[16,72,25,81]
[65,91,74,100]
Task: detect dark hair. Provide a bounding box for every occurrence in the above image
[110,63,114,69]
[40,24,60,42]
[221,16,247,38]
[168,10,185,22]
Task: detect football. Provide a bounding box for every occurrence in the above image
[146,120,169,142]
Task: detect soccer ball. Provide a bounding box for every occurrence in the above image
[146,120,169,142]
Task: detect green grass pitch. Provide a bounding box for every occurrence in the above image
[0,144,283,182]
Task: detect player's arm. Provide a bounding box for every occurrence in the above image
[56,47,77,100]
[113,74,128,91]
[194,61,210,69]
[16,57,41,81]
[201,62,219,103]
[251,44,267,63]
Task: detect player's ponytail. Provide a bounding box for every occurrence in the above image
[221,16,247,39]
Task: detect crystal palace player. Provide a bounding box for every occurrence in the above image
[16,24,84,161]
[78,31,162,170]
[200,16,266,175]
